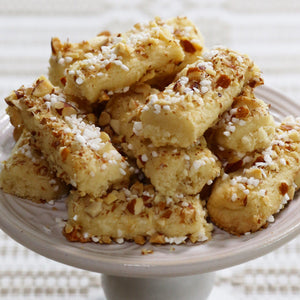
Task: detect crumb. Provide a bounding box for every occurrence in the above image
[141,248,154,255]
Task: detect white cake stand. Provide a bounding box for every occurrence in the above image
[0,86,300,300]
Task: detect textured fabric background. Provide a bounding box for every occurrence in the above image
[0,0,300,299]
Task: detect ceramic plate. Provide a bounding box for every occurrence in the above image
[0,86,299,278]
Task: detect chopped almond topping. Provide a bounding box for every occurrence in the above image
[216,74,231,89]
[135,236,146,245]
[60,147,70,162]
[141,248,154,255]
[149,233,165,244]
[180,40,196,53]
[235,106,250,119]
[279,182,289,195]
[127,199,136,214]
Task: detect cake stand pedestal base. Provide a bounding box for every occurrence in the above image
[101,272,215,300]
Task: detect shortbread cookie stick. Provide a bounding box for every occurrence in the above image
[64,181,213,245]
[49,34,113,94]
[5,76,130,197]
[104,84,221,196]
[49,17,204,90]
[128,135,221,197]
[140,47,263,147]
[210,87,275,154]
[146,17,205,87]
[206,87,276,172]
[207,117,300,235]
[6,87,96,140]
[63,18,187,103]
[49,35,109,88]
[165,16,204,66]
[0,129,68,203]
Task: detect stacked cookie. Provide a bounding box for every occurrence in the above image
[1,17,299,245]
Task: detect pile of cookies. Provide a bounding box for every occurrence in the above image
[1,17,300,245]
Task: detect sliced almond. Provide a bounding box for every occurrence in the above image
[129,99,139,110]
[135,236,146,245]
[32,77,54,97]
[181,208,195,224]
[65,223,74,234]
[150,233,165,244]
[13,126,24,141]
[7,106,23,127]
[103,191,118,205]
[62,106,77,117]
[101,235,112,244]
[134,197,144,215]
[279,182,289,195]
[60,147,70,162]
[288,130,300,142]
[216,74,231,89]
[100,131,110,142]
[84,201,103,218]
[127,199,136,214]
[53,101,65,110]
[110,119,120,134]
[245,167,263,180]
[117,191,126,201]
[235,106,250,119]
[141,248,153,255]
[189,233,199,243]
[130,181,144,195]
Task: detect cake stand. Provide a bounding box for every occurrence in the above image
[0,86,300,300]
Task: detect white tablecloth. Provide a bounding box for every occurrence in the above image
[0,0,300,299]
